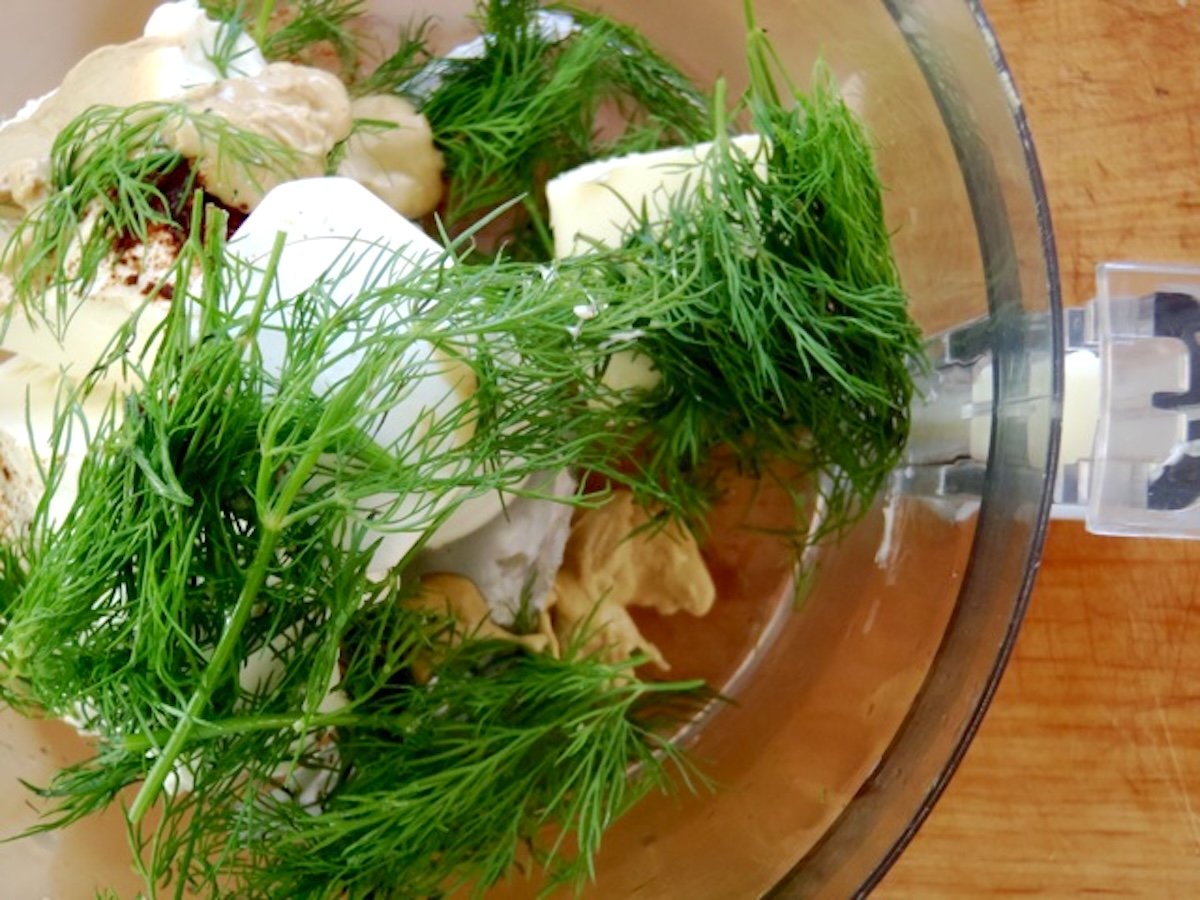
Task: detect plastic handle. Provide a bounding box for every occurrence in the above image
[904,261,1200,539]
[1060,262,1200,537]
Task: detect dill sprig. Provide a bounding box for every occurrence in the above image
[0,4,923,894]
[229,638,704,898]
[1,102,296,333]
[602,75,922,539]
[410,0,710,253]
[350,18,431,99]
[201,0,366,78]
[1,225,708,896]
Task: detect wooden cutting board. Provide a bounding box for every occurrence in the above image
[879,0,1200,895]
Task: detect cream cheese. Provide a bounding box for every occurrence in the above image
[413,469,578,627]
[227,176,506,575]
[545,135,767,400]
[0,354,113,528]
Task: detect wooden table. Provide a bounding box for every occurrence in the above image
[879,1,1200,895]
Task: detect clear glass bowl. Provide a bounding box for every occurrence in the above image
[0,1,1060,896]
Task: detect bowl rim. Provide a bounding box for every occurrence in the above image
[771,0,1064,894]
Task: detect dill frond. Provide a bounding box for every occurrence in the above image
[202,0,367,78]
[1,228,707,896]
[351,18,432,98]
[2,102,297,333]
[411,0,711,254]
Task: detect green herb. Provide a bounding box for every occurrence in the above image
[572,59,923,540]
[0,102,297,334]
[411,0,710,254]
[350,18,431,99]
[0,2,924,894]
[201,0,366,78]
[224,636,704,898]
[2,220,713,895]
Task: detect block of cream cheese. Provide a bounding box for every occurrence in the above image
[0,274,174,394]
[545,134,766,258]
[227,177,509,575]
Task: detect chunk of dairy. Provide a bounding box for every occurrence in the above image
[546,135,766,397]
[545,134,766,258]
[336,94,444,219]
[143,0,265,83]
[0,428,38,541]
[413,470,578,626]
[228,177,507,574]
[1,277,174,396]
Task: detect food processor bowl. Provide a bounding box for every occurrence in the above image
[0,1,1060,897]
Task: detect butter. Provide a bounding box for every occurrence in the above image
[0,215,178,391]
[546,135,767,398]
[545,134,766,258]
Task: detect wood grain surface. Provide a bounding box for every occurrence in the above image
[879,0,1200,895]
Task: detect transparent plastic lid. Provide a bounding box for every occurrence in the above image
[910,261,1200,540]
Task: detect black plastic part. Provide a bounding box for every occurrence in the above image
[1148,292,1200,510]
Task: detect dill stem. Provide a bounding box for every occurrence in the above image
[130,389,339,824]
[712,78,728,141]
[129,234,307,825]
[114,674,706,754]
[520,195,555,258]
[118,710,359,752]
[253,0,279,48]
[129,522,281,823]
[129,441,326,824]
[742,0,779,107]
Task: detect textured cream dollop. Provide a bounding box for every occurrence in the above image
[0,0,264,212]
[336,94,445,219]
[549,491,715,668]
[171,62,353,211]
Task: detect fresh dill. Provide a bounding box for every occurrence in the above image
[2,223,709,896]
[201,0,367,79]
[409,0,711,254]
[1,102,296,333]
[0,0,925,895]
[221,637,704,898]
[194,0,713,257]
[350,18,432,99]
[598,66,923,540]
